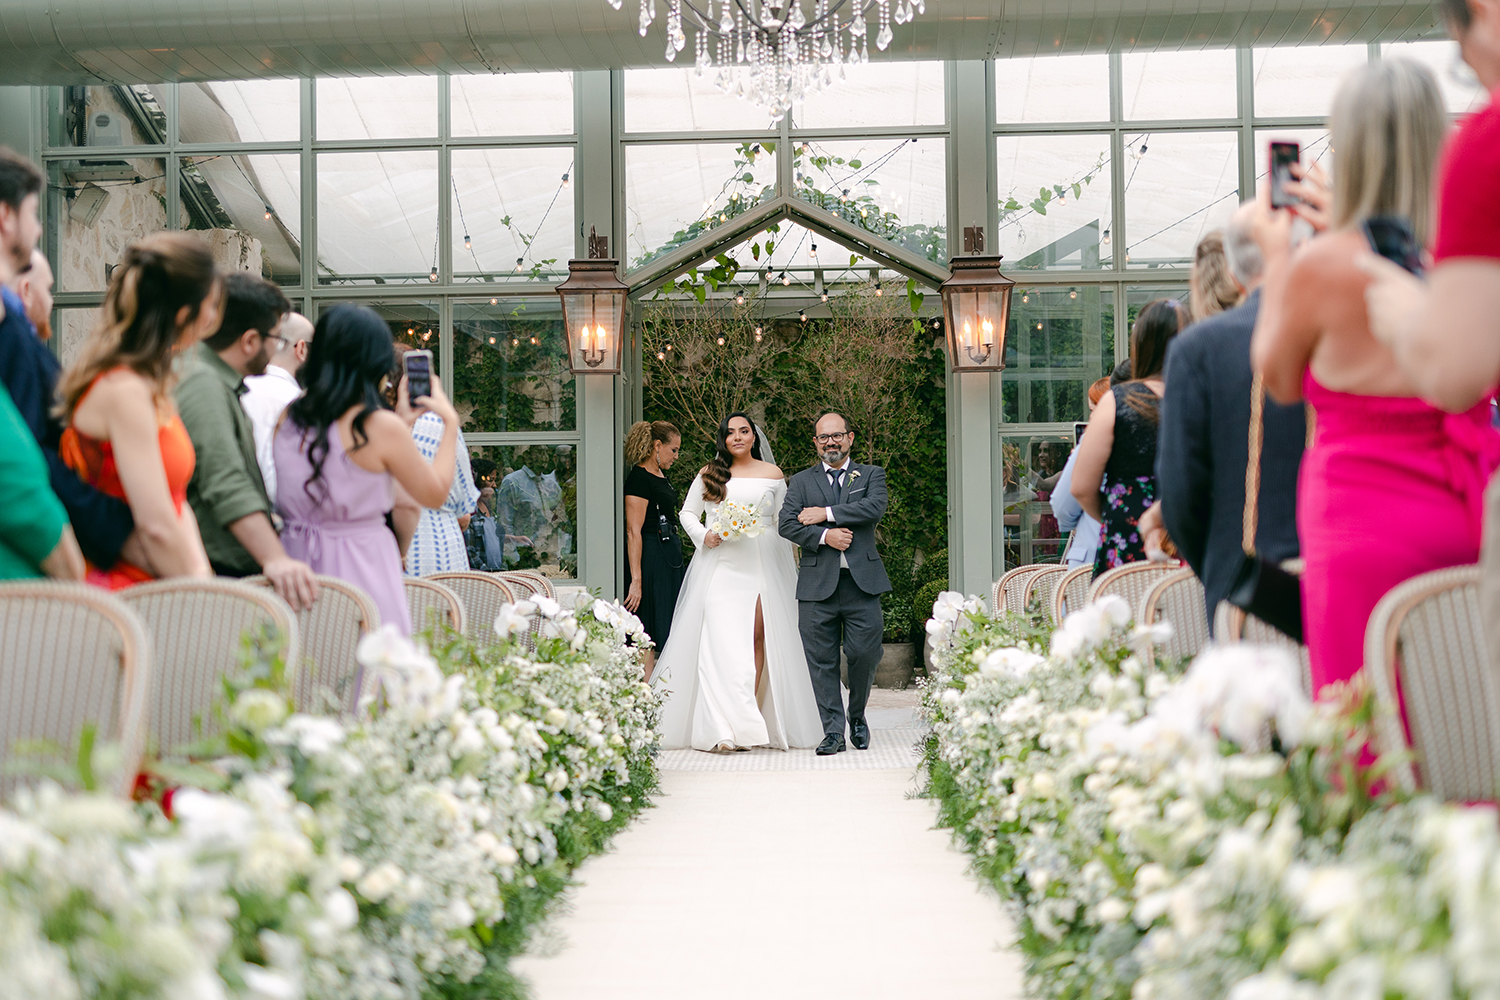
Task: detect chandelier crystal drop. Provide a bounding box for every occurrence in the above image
[611,0,924,120]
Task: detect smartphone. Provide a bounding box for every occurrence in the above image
[1269,141,1301,209]
[404,349,433,402]
[1363,215,1424,276]
[1074,421,1088,447]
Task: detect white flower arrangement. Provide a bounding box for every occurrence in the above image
[0,595,662,1000]
[708,499,766,542]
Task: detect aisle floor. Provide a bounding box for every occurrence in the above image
[512,696,1025,1000]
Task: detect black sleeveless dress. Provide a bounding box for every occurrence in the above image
[624,464,685,650]
[1093,382,1161,578]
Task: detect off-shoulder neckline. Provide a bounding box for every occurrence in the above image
[697,474,785,483]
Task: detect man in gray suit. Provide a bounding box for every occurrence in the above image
[778,412,891,755]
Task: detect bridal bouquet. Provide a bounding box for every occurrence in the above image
[710,500,766,542]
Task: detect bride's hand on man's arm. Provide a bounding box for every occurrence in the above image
[704,531,722,549]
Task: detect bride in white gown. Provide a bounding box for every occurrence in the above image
[653,413,823,751]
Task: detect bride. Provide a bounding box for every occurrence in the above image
[653,412,823,751]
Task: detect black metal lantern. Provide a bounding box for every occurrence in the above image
[556,256,627,375]
[940,255,1015,373]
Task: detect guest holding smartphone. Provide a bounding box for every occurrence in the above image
[623,420,684,678]
[1251,59,1500,700]
[275,305,458,635]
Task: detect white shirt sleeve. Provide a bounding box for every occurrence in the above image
[826,507,836,522]
[680,474,709,548]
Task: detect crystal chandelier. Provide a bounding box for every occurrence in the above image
[606,0,927,119]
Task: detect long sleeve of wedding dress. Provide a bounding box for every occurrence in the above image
[679,474,708,548]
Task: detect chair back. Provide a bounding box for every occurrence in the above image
[1213,601,1314,696]
[1087,563,1182,621]
[0,581,150,799]
[429,572,516,645]
[1052,565,1094,624]
[404,578,466,636]
[993,565,1046,616]
[245,574,380,715]
[1139,569,1209,662]
[1023,565,1069,625]
[502,570,555,600]
[1364,565,1500,800]
[500,572,541,599]
[119,579,299,755]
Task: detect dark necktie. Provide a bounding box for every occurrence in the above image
[829,468,845,493]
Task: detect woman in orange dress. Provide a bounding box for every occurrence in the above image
[56,233,222,589]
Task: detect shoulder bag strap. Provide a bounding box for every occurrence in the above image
[1242,371,1265,558]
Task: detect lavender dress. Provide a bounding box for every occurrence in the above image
[274,421,411,635]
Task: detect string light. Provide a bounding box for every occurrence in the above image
[781,271,791,286]
[754,327,763,342]
[735,291,745,305]
[529,337,538,345]
[1036,322,1044,330]
[716,336,726,346]
[408,327,415,336]
[1069,290,1078,300]
[657,351,666,360]
[1021,293,1029,304]
[515,257,524,272]
[799,309,807,323]
[488,336,496,344]
[1103,227,1111,246]
[422,330,432,341]
[665,343,674,353]
[809,242,818,259]
[490,297,498,305]
[512,338,520,346]
[428,266,438,283]
[464,234,472,249]
[561,171,570,189]
[263,205,273,220]
[874,282,882,297]
[820,291,828,303]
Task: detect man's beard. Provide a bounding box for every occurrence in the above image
[247,342,275,376]
[31,313,51,341]
[820,445,847,466]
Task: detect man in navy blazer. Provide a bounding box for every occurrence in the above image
[778,412,891,755]
[1157,202,1305,632]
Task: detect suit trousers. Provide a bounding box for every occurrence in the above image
[799,569,883,737]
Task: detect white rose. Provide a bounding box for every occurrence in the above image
[322,888,359,931]
[1096,897,1130,924]
[544,708,569,728]
[356,861,405,903]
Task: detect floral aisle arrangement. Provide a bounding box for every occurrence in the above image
[0,597,661,1000]
[921,591,1500,1000]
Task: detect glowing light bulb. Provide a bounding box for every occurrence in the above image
[754,328,763,342]
[1036,322,1044,330]
[530,336,539,345]
[982,318,994,343]
[799,309,807,323]
[809,242,818,258]
[820,291,828,303]
[561,171,570,188]
[408,327,415,336]
[429,266,438,283]
[735,291,745,305]
[464,234,472,249]
[515,257,524,272]
[1021,293,1029,304]
[657,351,666,360]
[781,272,791,286]
[513,338,520,347]
[716,336,726,345]
[962,320,974,349]
[874,283,882,297]
[263,205,273,220]
[1069,290,1078,299]
[488,336,496,344]
[490,297,498,305]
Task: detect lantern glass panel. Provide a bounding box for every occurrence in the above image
[562,290,623,372]
[946,286,1009,371]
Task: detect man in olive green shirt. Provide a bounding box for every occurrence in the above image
[175,272,317,609]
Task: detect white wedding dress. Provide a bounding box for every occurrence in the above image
[653,474,824,750]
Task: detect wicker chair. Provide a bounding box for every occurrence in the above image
[429,572,516,645]
[119,579,300,755]
[1087,563,1183,621]
[1023,565,1069,625]
[404,577,466,636]
[0,581,150,799]
[993,565,1047,616]
[1052,565,1094,624]
[1213,602,1314,696]
[244,574,380,715]
[1364,565,1500,800]
[501,570,555,600]
[1139,569,1209,662]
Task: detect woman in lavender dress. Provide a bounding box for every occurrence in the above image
[274,304,459,634]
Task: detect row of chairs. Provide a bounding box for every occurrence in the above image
[995,559,1500,804]
[0,569,556,799]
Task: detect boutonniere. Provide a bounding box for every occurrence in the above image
[849,470,861,481]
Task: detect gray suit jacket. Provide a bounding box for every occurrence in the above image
[778,462,892,601]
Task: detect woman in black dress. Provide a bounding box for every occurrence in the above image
[623,420,684,678]
[1069,298,1187,577]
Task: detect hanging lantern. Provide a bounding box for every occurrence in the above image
[556,257,627,375]
[940,255,1014,373]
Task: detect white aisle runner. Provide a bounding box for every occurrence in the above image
[512,693,1025,1000]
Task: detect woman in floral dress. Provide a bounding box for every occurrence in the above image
[1070,298,1186,577]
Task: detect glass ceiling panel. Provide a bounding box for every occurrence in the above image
[317,77,439,141]
[624,140,778,268]
[792,62,945,130]
[995,54,1111,124]
[316,149,438,283]
[197,80,300,143]
[450,146,575,281]
[1252,44,1368,119]
[1382,40,1489,114]
[451,73,575,137]
[1123,131,1239,268]
[183,153,301,285]
[624,68,778,134]
[1121,49,1238,121]
[793,136,946,261]
[996,133,1113,271]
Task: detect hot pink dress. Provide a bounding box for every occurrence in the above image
[1299,370,1500,697]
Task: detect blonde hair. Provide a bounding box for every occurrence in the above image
[1189,231,1240,321]
[58,232,220,420]
[1329,58,1447,244]
[624,419,680,467]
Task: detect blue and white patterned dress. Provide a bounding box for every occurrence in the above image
[405,413,481,577]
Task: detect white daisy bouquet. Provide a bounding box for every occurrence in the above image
[709,499,766,543]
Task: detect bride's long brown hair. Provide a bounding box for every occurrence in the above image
[701,411,761,502]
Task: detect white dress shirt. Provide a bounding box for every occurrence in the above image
[240,364,302,506]
[818,460,851,569]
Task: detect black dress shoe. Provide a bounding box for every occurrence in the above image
[816,734,847,755]
[850,719,870,750]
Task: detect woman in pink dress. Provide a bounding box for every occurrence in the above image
[274,304,460,635]
[1252,58,1500,698]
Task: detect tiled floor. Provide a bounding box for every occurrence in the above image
[512,693,1024,1000]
